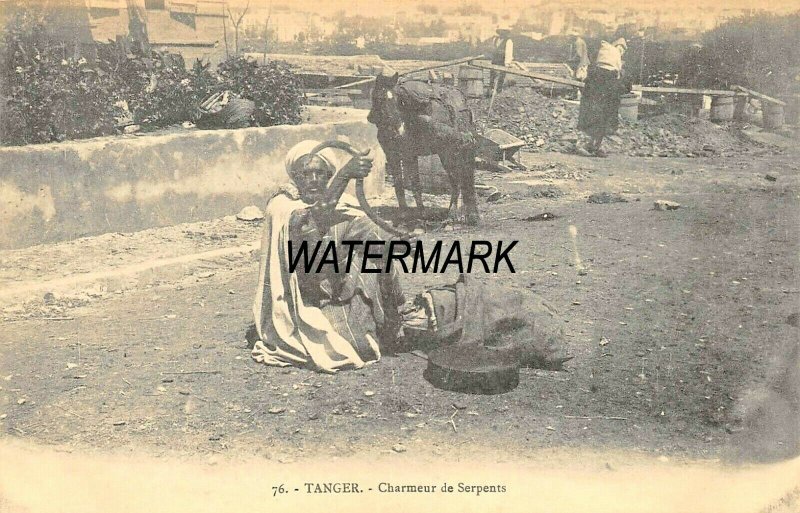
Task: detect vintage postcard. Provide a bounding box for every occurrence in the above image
[0,0,798,511]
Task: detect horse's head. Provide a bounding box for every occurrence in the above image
[367,72,405,138]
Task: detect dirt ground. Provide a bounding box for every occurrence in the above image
[1,143,798,474]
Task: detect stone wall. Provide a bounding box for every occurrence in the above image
[0,120,384,249]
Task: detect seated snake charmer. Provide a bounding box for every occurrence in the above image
[249,140,572,374]
[250,140,405,373]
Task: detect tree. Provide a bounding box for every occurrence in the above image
[417,4,438,15]
[125,0,150,56]
[262,0,272,64]
[226,0,250,55]
[454,2,485,16]
[688,12,800,96]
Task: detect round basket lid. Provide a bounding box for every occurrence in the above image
[424,344,520,395]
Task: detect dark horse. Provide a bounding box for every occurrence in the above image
[367,73,480,225]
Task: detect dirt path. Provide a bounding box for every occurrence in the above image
[0,149,798,466]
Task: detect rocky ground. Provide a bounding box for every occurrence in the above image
[473,86,790,158]
[1,146,798,473]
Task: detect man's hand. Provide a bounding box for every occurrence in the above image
[341,150,373,180]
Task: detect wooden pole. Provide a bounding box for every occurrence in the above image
[334,77,378,90]
[632,85,737,96]
[398,55,486,77]
[333,54,487,91]
[731,85,786,106]
[487,77,500,115]
[471,61,585,88]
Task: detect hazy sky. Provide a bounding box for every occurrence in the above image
[232,0,800,14]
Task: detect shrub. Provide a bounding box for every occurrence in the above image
[1,4,304,146]
[1,5,121,144]
[217,56,304,127]
[686,12,800,96]
[112,55,218,128]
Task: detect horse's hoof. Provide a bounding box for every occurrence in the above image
[465,213,480,226]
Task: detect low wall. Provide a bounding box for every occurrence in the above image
[0,121,385,250]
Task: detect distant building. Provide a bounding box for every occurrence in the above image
[448,14,496,44]
[520,31,544,41]
[242,9,326,44]
[87,0,227,65]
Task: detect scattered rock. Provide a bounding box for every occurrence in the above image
[112,420,126,426]
[268,407,286,414]
[16,398,26,405]
[123,124,141,134]
[765,174,778,182]
[653,200,681,211]
[486,191,503,202]
[588,192,628,204]
[236,205,264,222]
[392,444,407,453]
[522,212,558,222]
[599,337,610,347]
[364,390,375,397]
[787,313,799,328]
[476,88,769,158]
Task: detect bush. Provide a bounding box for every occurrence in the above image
[217,56,304,127]
[111,56,219,128]
[1,5,304,146]
[1,5,122,144]
[686,12,800,96]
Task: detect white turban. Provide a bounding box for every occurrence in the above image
[284,140,343,177]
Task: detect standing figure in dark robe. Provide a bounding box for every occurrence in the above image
[577,38,628,157]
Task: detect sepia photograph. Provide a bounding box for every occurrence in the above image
[0,0,798,511]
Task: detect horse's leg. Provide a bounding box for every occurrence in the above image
[404,155,424,212]
[387,153,407,210]
[439,152,461,223]
[448,185,462,223]
[460,154,480,226]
